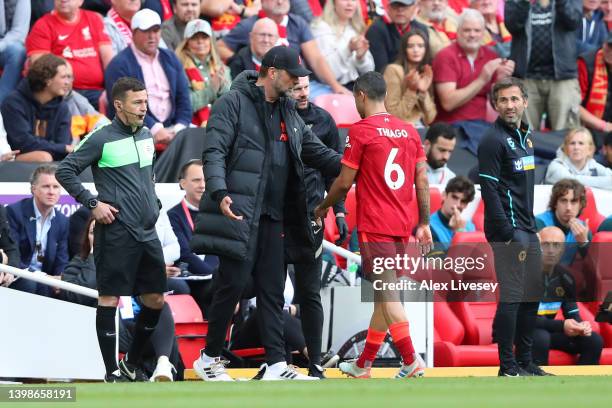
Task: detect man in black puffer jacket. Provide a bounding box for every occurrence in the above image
[191,46,341,381]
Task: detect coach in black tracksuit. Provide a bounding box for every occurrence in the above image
[292,76,349,377]
[190,47,341,380]
[478,77,548,377]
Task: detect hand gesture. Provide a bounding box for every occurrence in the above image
[404,68,420,92]
[448,206,467,232]
[0,249,7,265]
[580,321,592,336]
[314,205,328,225]
[0,150,19,161]
[349,36,361,52]
[415,224,433,255]
[154,128,176,144]
[220,196,243,220]
[569,218,589,244]
[495,59,515,79]
[166,265,181,278]
[417,65,433,93]
[563,318,583,337]
[479,58,502,83]
[92,202,119,224]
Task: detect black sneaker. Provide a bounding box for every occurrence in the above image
[519,362,555,376]
[119,357,149,382]
[308,364,326,379]
[104,372,131,383]
[252,364,267,380]
[498,365,530,377]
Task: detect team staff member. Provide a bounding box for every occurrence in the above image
[477,77,549,377]
[191,46,342,382]
[56,77,166,383]
[315,71,431,379]
[291,75,349,378]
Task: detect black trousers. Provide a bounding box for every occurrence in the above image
[532,328,604,365]
[204,216,287,364]
[293,252,324,366]
[491,229,543,369]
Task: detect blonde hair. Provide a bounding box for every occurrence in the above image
[316,0,365,36]
[562,127,596,158]
[175,34,222,75]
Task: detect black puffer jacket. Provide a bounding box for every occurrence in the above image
[191,71,341,263]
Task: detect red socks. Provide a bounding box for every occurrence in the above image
[389,321,415,365]
[356,328,386,369]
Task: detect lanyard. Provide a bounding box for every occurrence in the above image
[181,199,194,231]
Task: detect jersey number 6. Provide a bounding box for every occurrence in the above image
[384,148,405,190]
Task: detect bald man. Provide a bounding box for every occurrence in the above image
[532,226,603,366]
[228,18,279,79]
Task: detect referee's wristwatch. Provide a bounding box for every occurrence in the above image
[86,198,98,210]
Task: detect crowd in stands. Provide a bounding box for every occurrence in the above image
[2,0,612,376]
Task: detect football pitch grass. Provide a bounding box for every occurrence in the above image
[2,376,610,408]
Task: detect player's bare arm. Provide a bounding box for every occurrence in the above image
[314,165,357,221]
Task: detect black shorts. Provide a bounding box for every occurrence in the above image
[93,221,167,296]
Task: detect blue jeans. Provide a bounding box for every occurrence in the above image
[0,42,26,105]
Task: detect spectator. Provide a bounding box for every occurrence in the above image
[366,0,428,72]
[416,0,458,57]
[0,113,19,162]
[1,54,73,162]
[505,0,582,131]
[227,17,279,79]
[433,8,514,152]
[0,203,20,289]
[470,0,512,58]
[383,30,437,127]
[601,0,612,30]
[595,132,612,167]
[0,0,29,105]
[200,0,262,38]
[104,0,142,55]
[577,33,612,141]
[6,164,69,296]
[176,19,231,126]
[578,0,608,55]
[544,127,612,190]
[533,226,603,366]
[423,122,457,187]
[536,179,592,265]
[156,209,191,297]
[63,62,110,143]
[167,159,219,316]
[162,0,200,51]
[143,0,175,21]
[429,176,476,253]
[217,0,351,95]
[61,216,181,381]
[27,0,114,109]
[310,0,374,95]
[105,8,192,149]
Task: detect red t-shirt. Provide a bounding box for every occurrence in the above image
[342,113,425,237]
[432,42,498,123]
[27,10,111,90]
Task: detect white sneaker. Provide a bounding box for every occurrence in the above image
[395,353,426,378]
[150,356,176,382]
[193,353,234,382]
[339,359,371,378]
[261,363,319,381]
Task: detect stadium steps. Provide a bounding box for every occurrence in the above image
[183,365,612,380]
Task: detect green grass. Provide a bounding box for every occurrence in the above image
[2,377,610,408]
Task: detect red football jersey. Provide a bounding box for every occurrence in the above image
[27,10,110,90]
[342,113,425,237]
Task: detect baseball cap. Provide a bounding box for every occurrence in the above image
[131,9,161,31]
[390,0,417,5]
[261,46,311,77]
[184,19,212,39]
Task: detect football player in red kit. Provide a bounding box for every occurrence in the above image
[314,71,432,378]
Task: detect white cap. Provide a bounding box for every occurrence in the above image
[131,9,161,31]
[184,19,212,39]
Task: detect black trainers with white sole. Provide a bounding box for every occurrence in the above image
[118,357,149,382]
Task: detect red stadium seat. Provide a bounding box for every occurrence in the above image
[579,187,606,234]
[472,198,485,232]
[165,295,208,369]
[313,94,361,128]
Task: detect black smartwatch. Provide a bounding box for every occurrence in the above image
[86,198,98,210]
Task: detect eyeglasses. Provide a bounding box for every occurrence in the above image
[35,241,45,264]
